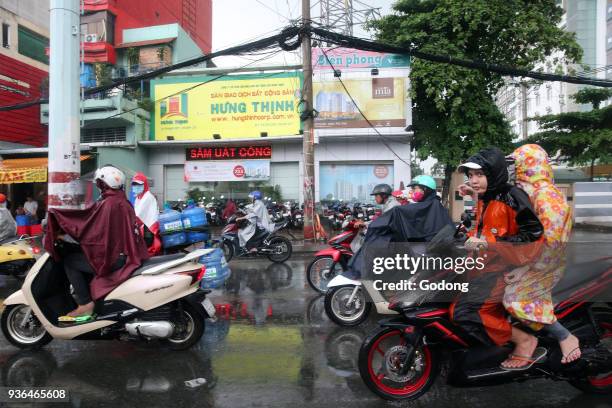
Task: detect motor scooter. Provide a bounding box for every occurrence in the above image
[1,244,217,350]
[358,227,612,401]
[306,217,363,293]
[219,212,293,263]
[0,236,43,280]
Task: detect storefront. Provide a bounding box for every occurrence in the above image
[0,155,94,216]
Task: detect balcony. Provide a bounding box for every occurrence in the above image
[40,89,150,145]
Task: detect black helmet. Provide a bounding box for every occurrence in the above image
[370,184,392,196]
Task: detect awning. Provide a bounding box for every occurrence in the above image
[116,38,176,48]
[0,155,91,184]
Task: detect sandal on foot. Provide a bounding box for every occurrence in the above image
[58,314,95,323]
[501,347,547,371]
[562,346,581,364]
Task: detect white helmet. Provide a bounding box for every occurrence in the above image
[94,166,125,189]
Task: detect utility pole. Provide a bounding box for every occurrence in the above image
[302,0,316,240]
[520,81,528,140]
[48,0,82,208]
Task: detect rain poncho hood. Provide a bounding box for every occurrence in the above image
[347,193,453,279]
[462,147,509,199]
[44,188,149,300]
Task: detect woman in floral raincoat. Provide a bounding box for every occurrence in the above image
[503,144,581,366]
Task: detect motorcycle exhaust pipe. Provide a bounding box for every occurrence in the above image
[125,321,174,339]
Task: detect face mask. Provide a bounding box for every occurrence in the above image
[132,185,145,195]
[412,191,425,202]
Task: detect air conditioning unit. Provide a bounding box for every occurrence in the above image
[84,33,98,43]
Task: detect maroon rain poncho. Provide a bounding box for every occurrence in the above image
[44,188,149,301]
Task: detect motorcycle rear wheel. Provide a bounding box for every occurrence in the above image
[221,240,234,262]
[266,236,292,263]
[163,302,205,351]
[358,327,439,401]
[568,304,612,394]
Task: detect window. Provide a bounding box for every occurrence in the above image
[17,25,49,64]
[2,23,9,48]
[535,92,541,106]
[547,85,552,101]
[81,127,127,143]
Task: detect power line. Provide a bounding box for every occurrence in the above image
[309,26,612,88]
[318,47,411,166]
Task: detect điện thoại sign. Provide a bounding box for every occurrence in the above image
[151,72,303,141]
[0,167,47,184]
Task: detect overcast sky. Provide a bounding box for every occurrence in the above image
[211,0,396,67]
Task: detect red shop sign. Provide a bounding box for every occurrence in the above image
[186,145,272,161]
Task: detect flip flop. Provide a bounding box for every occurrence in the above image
[500,347,547,371]
[562,346,581,364]
[58,314,95,323]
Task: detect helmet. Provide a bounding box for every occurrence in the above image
[0,193,6,203]
[370,184,393,196]
[94,166,125,189]
[249,190,262,200]
[409,175,436,191]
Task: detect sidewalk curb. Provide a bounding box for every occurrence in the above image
[574,223,612,233]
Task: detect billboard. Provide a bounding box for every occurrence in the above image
[184,160,270,182]
[320,163,394,202]
[314,77,406,128]
[312,47,410,71]
[152,72,303,141]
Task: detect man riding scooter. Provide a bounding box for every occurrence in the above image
[236,190,274,254]
[44,166,149,321]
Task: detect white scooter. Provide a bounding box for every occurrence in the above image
[1,247,217,350]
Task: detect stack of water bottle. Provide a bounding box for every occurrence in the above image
[159,207,230,289]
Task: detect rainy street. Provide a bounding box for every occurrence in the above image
[0,231,611,408]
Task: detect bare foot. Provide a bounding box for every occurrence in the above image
[560,334,581,364]
[67,302,95,317]
[501,328,538,369]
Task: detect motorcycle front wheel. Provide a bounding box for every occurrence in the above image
[1,305,52,349]
[220,240,234,262]
[266,236,292,263]
[358,327,439,401]
[324,285,371,327]
[307,256,344,294]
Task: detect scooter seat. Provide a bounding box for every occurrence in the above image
[0,235,18,245]
[131,253,186,277]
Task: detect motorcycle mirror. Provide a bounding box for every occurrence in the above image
[461,211,472,229]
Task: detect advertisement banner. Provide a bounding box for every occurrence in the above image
[312,48,410,70]
[0,167,47,184]
[152,72,303,141]
[319,163,394,202]
[184,160,270,182]
[314,78,406,128]
[186,145,272,161]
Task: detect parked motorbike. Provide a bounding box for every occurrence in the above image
[306,218,363,293]
[0,236,42,280]
[219,212,293,263]
[1,245,217,350]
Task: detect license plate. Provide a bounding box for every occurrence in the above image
[296,215,302,219]
[358,213,364,217]
[328,216,334,220]
[201,298,216,317]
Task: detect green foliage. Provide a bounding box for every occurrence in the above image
[572,88,612,110]
[370,0,582,203]
[527,105,612,168]
[126,47,139,66]
[94,63,113,87]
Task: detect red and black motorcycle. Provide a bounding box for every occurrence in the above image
[358,225,612,401]
[306,217,364,293]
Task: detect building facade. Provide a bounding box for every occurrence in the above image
[496,0,610,140]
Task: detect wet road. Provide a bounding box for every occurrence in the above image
[0,231,611,408]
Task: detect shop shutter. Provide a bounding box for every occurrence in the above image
[270,162,299,201]
[164,165,188,202]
